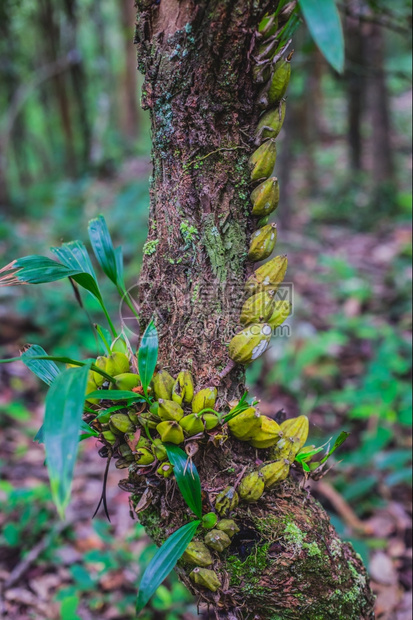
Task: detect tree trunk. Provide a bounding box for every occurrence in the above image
[345,9,367,173]
[120,0,140,142]
[127,1,376,617]
[365,23,394,187]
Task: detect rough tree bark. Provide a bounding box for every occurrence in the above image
[127,1,376,618]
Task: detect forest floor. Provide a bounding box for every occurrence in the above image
[0,156,411,620]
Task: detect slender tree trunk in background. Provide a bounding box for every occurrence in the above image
[120,0,140,142]
[39,0,76,176]
[345,10,367,173]
[365,23,395,188]
[302,47,323,195]
[130,2,375,617]
[63,0,92,169]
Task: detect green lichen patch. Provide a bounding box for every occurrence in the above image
[143,239,159,256]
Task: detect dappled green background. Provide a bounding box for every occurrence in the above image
[0,0,411,618]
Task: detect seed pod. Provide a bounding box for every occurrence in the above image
[109,413,134,435]
[239,471,265,502]
[260,460,290,488]
[248,223,277,262]
[85,379,99,405]
[240,291,275,325]
[172,370,195,405]
[102,430,117,444]
[113,372,140,391]
[227,407,262,441]
[268,57,292,105]
[192,387,217,414]
[157,462,174,477]
[228,323,272,366]
[106,352,130,377]
[152,370,175,401]
[135,448,155,466]
[280,415,309,455]
[179,413,204,436]
[152,438,168,461]
[183,542,213,567]
[158,399,184,422]
[215,486,239,517]
[119,443,133,458]
[110,335,129,354]
[156,420,184,445]
[137,436,151,449]
[92,356,107,386]
[149,402,160,418]
[115,457,131,469]
[216,519,240,538]
[249,139,277,182]
[251,177,279,218]
[256,100,286,142]
[202,512,219,529]
[189,568,221,592]
[245,254,288,295]
[268,300,292,328]
[202,413,220,430]
[249,416,282,449]
[204,529,232,552]
[139,411,158,429]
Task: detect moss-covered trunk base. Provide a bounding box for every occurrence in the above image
[126,438,375,619]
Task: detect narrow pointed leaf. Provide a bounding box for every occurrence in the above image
[0,354,115,383]
[21,345,60,386]
[298,0,345,73]
[310,431,350,470]
[85,389,145,402]
[165,444,202,518]
[115,247,125,290]
[138,320,158,397]
[136,520,200,614]
[95,324,112,355]
[79,421,99,440]
[0,255,77,285]
[44,364,91,518]
[88,215,119,286]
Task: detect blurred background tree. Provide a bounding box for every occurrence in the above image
[0,0,411,618]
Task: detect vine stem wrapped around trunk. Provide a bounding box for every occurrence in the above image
[131,1,376,617]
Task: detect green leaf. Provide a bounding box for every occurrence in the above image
[44,364,91,518]
[88,215,124,289]
[164,444,202,518]
[0,255,78,285]
[0,248,117,336]
[138,320,158,397]
[51,241,97,280]
[298,0,345,73]
[96,404,129,423]
[0,354,115,383]
[95,324,112,355]
[85,389,145,402]
[136,520,200,614]
[51,241,103,301]
[21,345,60,386]
[310,431,350,470]
[79,421,99,441]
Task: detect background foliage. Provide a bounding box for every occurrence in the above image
[0,0,411,618]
